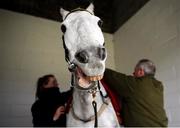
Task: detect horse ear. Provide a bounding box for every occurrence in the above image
[86,3,94,14]
[60,8,70,20]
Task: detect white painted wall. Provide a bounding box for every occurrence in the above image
[113,0,180,126]
[0,9,115,126]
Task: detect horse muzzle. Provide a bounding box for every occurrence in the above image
[75,47,107,64]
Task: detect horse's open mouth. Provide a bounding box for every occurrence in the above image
[86,75,103,81]
[77,68,103,82]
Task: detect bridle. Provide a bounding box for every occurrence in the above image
[61,8,108,127]
[71,74,109,127]
[61,8,94,72]
[63,8,94,21]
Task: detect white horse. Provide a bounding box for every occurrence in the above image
[60,3,120,127]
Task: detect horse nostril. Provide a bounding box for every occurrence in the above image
[75,51,89,64]
[98,47,106,60]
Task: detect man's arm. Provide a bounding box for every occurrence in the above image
[103,68,136,97]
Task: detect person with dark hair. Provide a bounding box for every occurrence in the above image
[31,74,72,127]
[103,59,168,127]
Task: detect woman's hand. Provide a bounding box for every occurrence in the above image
[53,106,65,121]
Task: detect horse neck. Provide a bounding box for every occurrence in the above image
[72,82,106,120]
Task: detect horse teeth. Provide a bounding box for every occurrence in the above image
[92,77,96,81]
[94,77,97,81]
[86,75,103,81]
[97,76,100,80]
[94,77,98,81]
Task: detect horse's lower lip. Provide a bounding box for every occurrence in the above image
[86,75,103,81]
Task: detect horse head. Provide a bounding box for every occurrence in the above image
[60,4,106,88]
[59,4,120,127]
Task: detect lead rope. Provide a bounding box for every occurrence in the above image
[98,81,108,105]
[92,100,98,127]
[92,87,98,128]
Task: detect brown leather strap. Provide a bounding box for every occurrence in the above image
[71,98,110,122]
[63,8,93,21]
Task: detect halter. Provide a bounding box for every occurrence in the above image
[63,8,94,21]
[62,8,107,127]
[71,75,109,127]
[62,8,94,72]
[71,97,110,123]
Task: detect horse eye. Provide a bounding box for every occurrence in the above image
[61,24,66,33]
[98,20,103,27]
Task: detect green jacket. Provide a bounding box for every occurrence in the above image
[104,68,168,127]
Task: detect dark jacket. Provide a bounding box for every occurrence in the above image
[31,87,72,127]
[104,68,168,127]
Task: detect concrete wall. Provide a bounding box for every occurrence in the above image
[113,0,180,126]
[0,9,115,126]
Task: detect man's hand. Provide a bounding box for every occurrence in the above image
[53,106,65,121]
